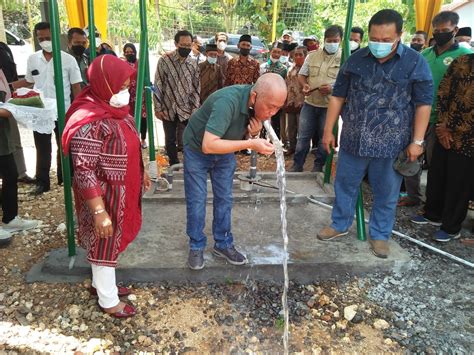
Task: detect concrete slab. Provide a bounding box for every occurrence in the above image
[27,171,411,283]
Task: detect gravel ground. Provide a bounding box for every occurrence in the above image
[0,147,473,353]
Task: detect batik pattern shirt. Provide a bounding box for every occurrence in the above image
[224,56,260,86]
[285,64,305,110]
[436,53,474,157]
[199,61,223,104]
[332,44,433,158]
[153,51,200,122]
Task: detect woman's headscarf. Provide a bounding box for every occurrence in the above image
[62,54,136,155]
[123,43,137,54]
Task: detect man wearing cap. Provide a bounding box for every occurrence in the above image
[289,25,343,173]
[281,30,294,44]
[318,9,433,259]
[260,42,288,78]
[398,11,471,207]
[303,36,320,52]
[199,44,223,104]
[455,27,472,49]
[225,35,260,86]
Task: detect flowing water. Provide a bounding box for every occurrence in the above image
[263,121,289,354]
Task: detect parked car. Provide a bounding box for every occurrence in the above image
[207,34,268,62]
[5,29,34,77]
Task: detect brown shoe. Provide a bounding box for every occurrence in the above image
[369,238,389,259]
[317,226,348,241]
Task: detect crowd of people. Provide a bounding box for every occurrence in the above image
[0,7,472,318]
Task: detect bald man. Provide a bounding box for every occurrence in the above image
[183,73,287,270]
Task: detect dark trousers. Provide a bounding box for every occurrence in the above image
[163,115,187,166]
[33,122,62,188]
[424,141,474,234]
[0,154,18,223]
[140,116,147,140]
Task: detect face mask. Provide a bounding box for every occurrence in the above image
[239,48,250,56]
[368,41,395,58]
[217,42,227,51]
[458,41,471,49]
[307,44,318,51]
[125,54,137,63]
[349,41,360,51]
[324,42,339,54]
[410,43,423,52]
[95,38,102,47]
[433,31,454,47]
[207,56,217,64]
[178,47,191,58]
[109,89,130,108]
[280,55,289,64]
[39,40,53,53]
[269,56,279,63]
[295,57,305,66]
[71,45,86,56]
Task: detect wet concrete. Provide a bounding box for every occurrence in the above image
[27,172,411,284]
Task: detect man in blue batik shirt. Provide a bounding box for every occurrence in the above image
[317,9,433,258]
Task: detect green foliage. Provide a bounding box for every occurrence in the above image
[274,315,285,330]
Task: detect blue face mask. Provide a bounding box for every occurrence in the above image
[324,42,339,54]
[207,56,217,64]
[368,41,395,58]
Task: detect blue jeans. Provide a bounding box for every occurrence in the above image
[184,146,236,250]
[331,149,403,241]
[293,103,328,169]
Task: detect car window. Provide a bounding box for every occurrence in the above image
[6,32,17,46]
[252,37,264,47]
[228,37,239,46]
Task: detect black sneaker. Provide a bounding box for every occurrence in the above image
[213,246,248,265]
[288,165,303,172]
[311,165,323,173]
[188,250,204,270]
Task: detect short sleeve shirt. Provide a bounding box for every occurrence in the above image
[332,44,433,158]
[25,50,82,109]
[183,85,252,152]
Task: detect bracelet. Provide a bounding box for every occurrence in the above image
[93,208,105,215]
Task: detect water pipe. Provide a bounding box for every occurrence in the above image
[166,163,183,190]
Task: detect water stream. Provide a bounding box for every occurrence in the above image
[263,121,289,354]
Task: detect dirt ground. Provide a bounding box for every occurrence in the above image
[0,147,472,353]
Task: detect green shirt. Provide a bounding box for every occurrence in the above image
[421,43,472,123]
[183,85,252,153]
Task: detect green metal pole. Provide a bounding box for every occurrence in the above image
[145,54,156,161]
[49,0,76,257]
[356,189,366,241]
[134,0,148,130]
[87,0,96,62]
[323,0,355,185]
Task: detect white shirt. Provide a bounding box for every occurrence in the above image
[25,50,82,109]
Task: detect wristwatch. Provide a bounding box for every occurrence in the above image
[412,139,425,147]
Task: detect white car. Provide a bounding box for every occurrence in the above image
[5,29,34,77]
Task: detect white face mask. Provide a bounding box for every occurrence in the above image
[39,40,53,53]
[279,55,289,64]
[95,37,102,47]
[109,89,130,108]
[217,42,227,51]
[324,42,339,54]
[349,40,360,51]
[458,41,472,49]
[270,56,279,63]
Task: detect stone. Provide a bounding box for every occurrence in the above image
[374,319,390,330]
[249,336,259,344]
[128,294,137,301]
[384,338,393,345]
[318,294,330,306]
[79,323,89,332]
[344,305,358,322]
[26,313,34,322]
[56,223,66,233]
[68,305,81,319]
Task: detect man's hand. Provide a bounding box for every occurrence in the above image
[250,138,275,155]
[93,212,113,238]
[319,84,332,96]
[155,111,168,120]
[435,124,453,150]
[247,117,262,137]
[302,83,311,96]
[406,143,424,162]
[322,131,336,154]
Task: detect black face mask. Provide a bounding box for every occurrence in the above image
[433,31,454,47]
[178,47,191,58]
[410,43,423,52]
[125,54,137,63]
[240,48,250,56]
[71,45,86,57]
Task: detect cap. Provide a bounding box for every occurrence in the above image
[205,43,218,51]
[393,151,422,177]
[239,34,252,43]
[272,41,284,49]
[457,27,472,37]
[282,30,293,37]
